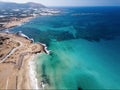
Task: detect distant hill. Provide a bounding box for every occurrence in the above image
[0,2,46,9]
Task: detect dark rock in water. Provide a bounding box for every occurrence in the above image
[78,87,82,90]
[41,64,50,85]
[41,76,50,84]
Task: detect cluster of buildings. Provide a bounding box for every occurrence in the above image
[0,8,60,30]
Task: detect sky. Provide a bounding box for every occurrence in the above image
[0,0,120,6]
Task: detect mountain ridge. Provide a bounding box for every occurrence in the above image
[0,1,46,9]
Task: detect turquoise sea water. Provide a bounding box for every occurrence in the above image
[8,7,120,89]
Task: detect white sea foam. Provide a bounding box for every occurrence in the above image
[17,31,30,39]
[14,31,50,89]
[16,31,51,55]
[16,31,35,43]
[37,42,51,54]
[30,38,34,43]
[45,46,51,54]
[29,55,47,89]
[5,30,9,33]
[29,55,40,89]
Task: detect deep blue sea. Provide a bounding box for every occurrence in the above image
[8,7,120,89]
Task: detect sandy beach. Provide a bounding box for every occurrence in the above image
[0,16,34,31]
[0,32,47,89]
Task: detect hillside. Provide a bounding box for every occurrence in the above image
[0,2,46,9]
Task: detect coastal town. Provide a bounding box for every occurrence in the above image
[0,6,60,30]
[0,2,54,89]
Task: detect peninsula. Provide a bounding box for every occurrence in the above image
[0,1,59,89]
[0,32,47,89]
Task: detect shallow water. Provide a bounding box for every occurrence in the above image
[36,38,120,89]
[9,7,120,89]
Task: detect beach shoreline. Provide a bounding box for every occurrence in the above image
[0,11,50,89]
[0,32,49,89]
[0,16,35,31]
[18,54,39,89]
[28,55,39,89]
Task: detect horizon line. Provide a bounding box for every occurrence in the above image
[0,1,120,7]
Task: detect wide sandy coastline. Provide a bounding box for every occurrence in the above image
[0,32,49,89]
[19,54,39,89]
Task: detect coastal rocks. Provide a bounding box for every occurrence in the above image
[0,32,49,89]
[16,31,30,40]
[40,64,50,88]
